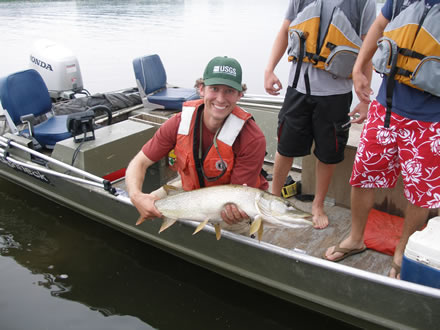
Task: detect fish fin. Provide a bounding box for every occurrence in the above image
[255,195,273,219]
[159,218,177,233]
[254,192,273,222]
[214,224,222,240]
[249,215,262,235]
[193,218,209,235]
[257,221,264,242]
[136,216,145,226]
[253,192,264,214]
[163,184,183,196]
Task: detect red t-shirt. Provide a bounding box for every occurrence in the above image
[142,113,268,190]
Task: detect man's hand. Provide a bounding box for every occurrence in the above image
[349,102,369,125]
[221,203,249,225]
[353,69,373,105]
[130,192,162,225]
[264,70,283,95]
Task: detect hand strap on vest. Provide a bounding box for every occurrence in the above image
[384,38,400,129]
[304,65,312,96]
[292,35,307,89]
[384,77,395,129]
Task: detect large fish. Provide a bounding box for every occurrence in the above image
[137,184,312,240]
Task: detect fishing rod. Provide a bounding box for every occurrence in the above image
[0,136,116,194]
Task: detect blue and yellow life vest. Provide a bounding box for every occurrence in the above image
[372,0,440,126]
[287,0,368,92]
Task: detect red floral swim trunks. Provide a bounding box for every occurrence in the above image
[350,100,440,208]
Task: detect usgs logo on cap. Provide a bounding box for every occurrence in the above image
[213,65,236,77]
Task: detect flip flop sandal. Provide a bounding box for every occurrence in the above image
[323,244,367,262]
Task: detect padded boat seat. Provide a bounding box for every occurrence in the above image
[0,69,71,148]
[133,54,199,110]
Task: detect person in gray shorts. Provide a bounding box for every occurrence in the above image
[264,0,376,229]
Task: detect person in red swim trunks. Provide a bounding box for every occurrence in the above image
[324,0,440,279]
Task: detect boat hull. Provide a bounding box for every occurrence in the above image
[1,159,439,329]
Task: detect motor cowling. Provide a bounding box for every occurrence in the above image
[29,39,84,100]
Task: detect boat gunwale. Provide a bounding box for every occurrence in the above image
[192,219,440,298]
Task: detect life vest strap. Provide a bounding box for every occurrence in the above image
[326,42,338,51]
[304,66,311,96]
[305,52,327,65]
[398,48,425,60]
[193,107,206,188]
[292,37,306,89]
[396,67,412,78]
[385,70,397,129]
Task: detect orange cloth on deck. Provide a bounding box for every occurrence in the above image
[364,209,404,256]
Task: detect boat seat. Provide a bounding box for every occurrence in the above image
[133,54,199,110]
[0,69,72,149]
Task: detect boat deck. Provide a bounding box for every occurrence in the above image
[263,168,392,277]
[113,166,392,278]
[265,195,392,276]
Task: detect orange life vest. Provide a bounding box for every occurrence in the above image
[174,99,254,191]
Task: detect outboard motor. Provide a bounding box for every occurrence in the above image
[29,39,87,101]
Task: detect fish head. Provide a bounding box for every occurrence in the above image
[273,198,310,217]
[259,194,313,227]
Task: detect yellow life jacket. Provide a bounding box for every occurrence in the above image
[372,1,440,97]
[287,0,366,86]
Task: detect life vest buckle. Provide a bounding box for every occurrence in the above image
[310,54,321,65]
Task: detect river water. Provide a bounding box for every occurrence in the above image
[0,0,292,96]
[0,1,374,329]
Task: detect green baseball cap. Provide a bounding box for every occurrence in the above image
[203,56,243,91]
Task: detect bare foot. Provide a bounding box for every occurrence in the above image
[324,237,365,261]
[312,204,329,229]
[389,257,402,279]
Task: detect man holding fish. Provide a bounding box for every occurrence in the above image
[126,56,269,226]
